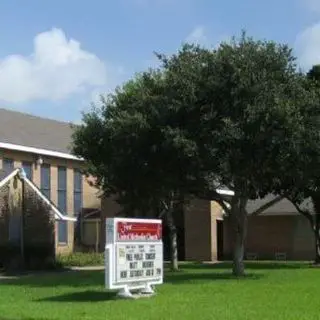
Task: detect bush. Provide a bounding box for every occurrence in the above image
[0,244,60,272]
[56,252,104,267]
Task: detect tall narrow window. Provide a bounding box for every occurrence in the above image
[22,161,33,180]
[57,166,67,244]
[8,215,21,243]
[3,158,14,176]
[73,169,82,216]
[41,164,51,200]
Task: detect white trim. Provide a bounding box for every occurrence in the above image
[22,176,76,222]
[216,189,234,196]
[0,168,20,189]
[0,168,76,222]
[0,142,83,161]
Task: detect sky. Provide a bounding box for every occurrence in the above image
[0,0,319,122]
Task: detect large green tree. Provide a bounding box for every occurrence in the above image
[155,33,319,276]
[73,33,319,277]
[275,64,320,264]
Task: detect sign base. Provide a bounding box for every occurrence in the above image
[117,287,135,299]
[139,284,155,295]
[116,285,155,300]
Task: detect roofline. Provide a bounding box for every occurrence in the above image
[0,142,83,161]
[0,168,76,222]
[0,168,20,188]
[22,174,76,222]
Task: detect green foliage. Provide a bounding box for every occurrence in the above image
[307,64,320,83]
[0,244,58,271]
[72,71,193,217]
[157,33,319,201]
[56,252,104,267]
[72,32,320,275]
[281,64,320,203]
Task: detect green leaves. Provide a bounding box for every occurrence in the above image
[71,32,320,215]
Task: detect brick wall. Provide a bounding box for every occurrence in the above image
[99,196,122,251]
[223,214,316,261]
[0,148,101,255]
[184,199,212,261]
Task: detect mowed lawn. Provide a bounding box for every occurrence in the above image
[0,262,319,320]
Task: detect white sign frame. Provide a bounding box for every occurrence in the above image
[105,217,163,298]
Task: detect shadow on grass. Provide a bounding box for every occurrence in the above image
[1,268,263,289]
[2,261,306,288]
[38,290,116,303]
[165,271,263,284]
[0,317,52,320]
[180,261,311,271]
[1,270,105,288]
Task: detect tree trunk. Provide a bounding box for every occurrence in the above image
[313,213,320,265]
[314,227,320,265]
[231,195,248,277]
[169,225,179,271]
[166,208,179,271]
[232,227,246,276]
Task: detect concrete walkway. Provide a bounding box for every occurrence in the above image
[69,265,104,271]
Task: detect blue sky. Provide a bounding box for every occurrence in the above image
[0,0,319,122]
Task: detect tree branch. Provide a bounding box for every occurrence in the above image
[251,195,284,216]
[289,199,314,228]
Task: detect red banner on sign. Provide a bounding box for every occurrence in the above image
[117,221,162,241]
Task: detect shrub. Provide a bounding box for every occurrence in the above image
[0,244,60,271]
[56,252,104,267]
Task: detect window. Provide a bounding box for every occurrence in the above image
[41,164,51,200]
[57,166,68,244]
[8,215,21,243]
[73,169,82,216]
[22,161,33,180]
[3,158,14,176]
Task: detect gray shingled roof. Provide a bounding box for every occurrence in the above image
[0,108,74,154]
[247,195,315,216]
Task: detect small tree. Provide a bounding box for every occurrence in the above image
[72,72,195,271]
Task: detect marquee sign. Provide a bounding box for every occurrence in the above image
[105,218,163,298]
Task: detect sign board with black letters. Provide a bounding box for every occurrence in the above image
[105,218,163,298]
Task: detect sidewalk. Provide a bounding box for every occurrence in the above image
[69,265,104,271]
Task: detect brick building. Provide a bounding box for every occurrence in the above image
[0,108,315,262]
[101,195,316,261]
[0,108,100,257]
[184,196,316,261]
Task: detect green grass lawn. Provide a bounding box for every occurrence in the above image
[0,262,319,320]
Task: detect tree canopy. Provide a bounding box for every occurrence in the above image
[72,32,320,276]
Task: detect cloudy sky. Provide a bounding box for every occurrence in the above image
[0,0,319,122]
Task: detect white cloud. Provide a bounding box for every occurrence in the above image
[186,26,208,45]
[295,22,320,70]
[0,28,107,103]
